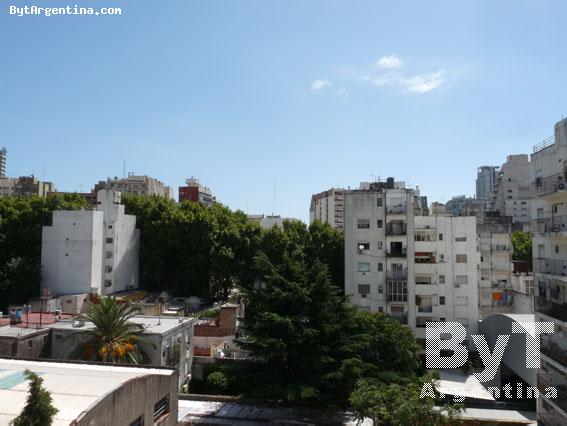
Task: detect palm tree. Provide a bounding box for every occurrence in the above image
[70,296,151,364]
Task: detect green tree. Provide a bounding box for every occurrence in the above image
[11,369,58,426]
[511,231,532,265]
[349,377,461,426]
[70,297,150,363]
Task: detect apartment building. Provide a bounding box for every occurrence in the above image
[94,173,174,199]
[531,117,567,425]
[179,177,215,207]
[344,180,479,345]
[0,175,55,198]
[0,147,6,178]
[41,189,140,296]
[477,213,514,318]
[310,188,345,229]
[476,165,499,201]
[491,154,533,230]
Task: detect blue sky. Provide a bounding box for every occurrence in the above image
[1,0,566,221]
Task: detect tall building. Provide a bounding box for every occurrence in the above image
[93,173,174,199]
[491,154,533,229]
[476,165,499,201]
[179,177,215,206]
[41,189,140,296]
[477,212,514,318]
[310,188,345,229]
[0,175,55,198]
[531,117,567,425]
[0,147,6,178]
[344,179,479,346]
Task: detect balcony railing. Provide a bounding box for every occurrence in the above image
[387,248,407,258]
[533,135,555,154]
[533,172,567,197]
[386,222,407,236]
[387,270,408,281]
[386,205,407,215]
[536,297,567,322]
[389,313,408,325]
[541,340,567,367]
[535,258,567,277]
[533,216,567,235]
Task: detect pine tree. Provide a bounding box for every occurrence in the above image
[12,369,58,426]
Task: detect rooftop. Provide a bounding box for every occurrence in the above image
[0,326,49,338]
[48,315,194,335]
[0,358,174,426]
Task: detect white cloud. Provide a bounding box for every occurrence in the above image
[376,55,402,69]
[401,70,445,93]
[310,79,331,92]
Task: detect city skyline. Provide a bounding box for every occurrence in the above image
[3,0,567,221]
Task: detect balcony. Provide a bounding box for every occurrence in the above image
[415,252,436,264]
[533,173,567,198]
[536,297,567,322]
[387,248,407,258]
[386,204,407,215]
[535,258,567,277]
[541,340,567,367]
[386,222,407,236]
[389,313,408,325]
[533,216,567,235]
[387,269,408,281]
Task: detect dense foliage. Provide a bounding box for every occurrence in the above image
[0,194,89,312]
[511,230,532,266]
[69,297,150,363]
[12,369,58,426]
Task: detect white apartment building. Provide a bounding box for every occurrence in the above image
[0,147,6,178]
[531,117,567,425]
[344,181,479,346]
[477,215,514,318]
[310,188,345,229]
[491,154,533,229]
[41,189,140,296]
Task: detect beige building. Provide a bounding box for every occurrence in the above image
[310,188,345,229]
[94,173,173,199]
[0,175,55,198]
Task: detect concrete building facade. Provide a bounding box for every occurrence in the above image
[94,173,174,199]
[0,147,6,178]
[309,188,345,229]
[530,117,567,425]
[344,180,479,345]
[491,154,533,229]
[41,189,140,296]
[0,175,55,198]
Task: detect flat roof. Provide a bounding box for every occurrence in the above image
[436,370,496,401]
[0,326,49,338]
[49,315,194,335]
[0,358,174,426]
[457,408,536,424]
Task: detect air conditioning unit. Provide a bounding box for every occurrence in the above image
[556,182,566,191]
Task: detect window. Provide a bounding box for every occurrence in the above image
[153,395,170,423]
[358,284,370,297]
[358,242,370,251]
[387,281,407,302]
[378,307,384,312]
[439,254,445,262]
[415,275,432,285]
[28,340,33,350]
[439,296,445,305]
[416,317,428,328]
[455,236,467,242]
[455,275,468,285]
[416,295,433,313]
[456,297,468,306]
[378,285,383,294]
[377,220,383,229]
[358,262,371,272]
[439,275,445,284]
[357,219,370,229]
[104,280,112,288]
[456,254,467,263]
[106,237,113,244]
[108,225,113,229]
[377,241,383,249]
[377,262,383,272]
[377,198,383,207]
[105,266,113,273]
[439,233,443,241]
[105,251,113,259]
[414,230,436,241]
[129,416,144,426]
